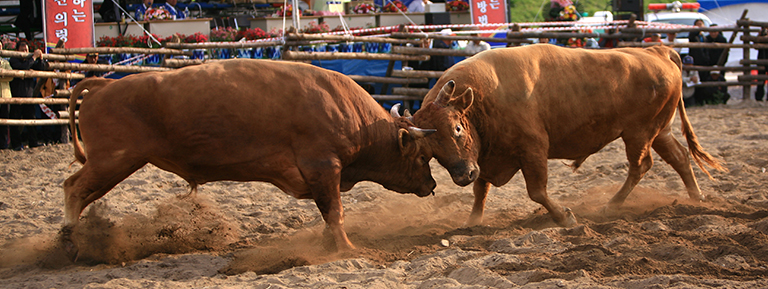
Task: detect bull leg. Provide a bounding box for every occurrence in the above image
[61,159,146,260]
[301,159,355,251]
[466,178,491,226]
[652,127,704,201]
[521,159,577,227]
[608,138,654,207]
[63,161,145,226]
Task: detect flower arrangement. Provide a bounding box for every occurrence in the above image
[352,3,376,14]
[301,21,331,34]
[1,35,15,50]
[558,4,579,21]
[236,28,269,40]
[210,27,239,42]
[382,0,407,12]
[185,32,209,43]
[145,7,175,21]
[276,4,298,17]
[447,0,469,11]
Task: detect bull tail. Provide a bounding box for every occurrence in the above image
[677,100,727,179]
[69,85,88,164]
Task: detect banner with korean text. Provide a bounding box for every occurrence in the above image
[470,0,508,37]
[42,0,94,54]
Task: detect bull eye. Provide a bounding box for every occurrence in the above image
[455,124,463,136]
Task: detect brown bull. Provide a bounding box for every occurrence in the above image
[64,59,437,255]
[411,45,725,227]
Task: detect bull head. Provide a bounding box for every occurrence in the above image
[391,103,437,139]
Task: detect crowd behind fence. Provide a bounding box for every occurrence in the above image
[1,12,767,131]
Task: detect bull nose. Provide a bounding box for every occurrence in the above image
[451,163,479,186]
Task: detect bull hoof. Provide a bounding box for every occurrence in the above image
[558,207,578,228]
[58,226,80,263]
[463,214,483,227]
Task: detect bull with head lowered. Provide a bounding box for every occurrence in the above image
[63,59,437,257]
[410,45,726,227]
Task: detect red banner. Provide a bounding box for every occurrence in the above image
[470,0,507,26]
[42,0,95,51]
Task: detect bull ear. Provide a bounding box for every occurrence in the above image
[433,80,456,107]
[451,87,474,113]
[397,128,411,153]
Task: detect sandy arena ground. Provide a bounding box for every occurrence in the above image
[1,99,767,288]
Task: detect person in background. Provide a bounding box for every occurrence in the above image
[135,0,153,20]
[643,33,662,43]
[416,29,455,72]
[688,19,710,82]
[755,27,768,102]
[663,32,682,54]
[706,24,728,76]
[681,55,700,107]
[164,0,186,19]
[407,0,431,13]
[706,71,730,104]
[9,40,47,151]
[538,37,551,44]
[598,28,619,48]
[0,53,11,149]
[464,27,491,55]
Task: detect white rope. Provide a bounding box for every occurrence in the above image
[109,0,162,47]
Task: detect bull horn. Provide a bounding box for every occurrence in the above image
[433,80,456,107]
[404,109,412,117]
[407,126,436,139]
[390,103,402,118]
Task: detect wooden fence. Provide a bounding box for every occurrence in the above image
[3,13,768,126]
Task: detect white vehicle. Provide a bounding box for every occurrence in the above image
[644,1,713,55]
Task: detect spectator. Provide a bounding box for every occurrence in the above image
[72,53,107,87]
[706,24,728,75]
[688,19,710,81]
[538,37,551,44]
[643,33,662,43]
[407,0,431,13]
[756,27,768,102]
[465,27,491,55]
[681,56,699,107]
[135,0,153,21]
[9,40,47,151]
[598,28,619,49]
[416,29,455,72]
[164,0,186,20]
[663,32,682,54]
[0,54,11,149]
[706,71,730,104]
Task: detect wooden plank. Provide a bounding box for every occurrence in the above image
[0,119,75,126]
[286,33,421,45]
[618,42,768,48]
[0,68,85,80]
[0,50,78,61]
[691,81,754,87]
[391,46,475,57]
[47,62,173,73]
[371,94,423,101]
[0,98,82,105]
[392,87,430,97]
[684,65,763,72]
[738,75,768,81]
[392,69,443,78]
[51,47,192,56]
[348,75,428,84]
[165,40,285,49]
[283,50,429,61]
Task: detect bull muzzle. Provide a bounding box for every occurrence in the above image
[449,162,479,186]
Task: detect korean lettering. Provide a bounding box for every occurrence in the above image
[489,0,500,9]
[56,28,68,42]
[72,9,86,22]
[55,12,68,26]
[478,15,488,24]
[54,0,67,6]
[476,0,487,13]
[72,0,86,8]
